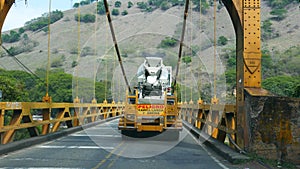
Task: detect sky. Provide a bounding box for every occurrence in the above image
[3,0,74,31]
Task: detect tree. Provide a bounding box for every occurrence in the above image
[225,68,236,87]
[2,30,21,43]
[73,2,80,8]
[24,10,63,31]
[293,85,300,97]
[0,75,30,101]
[262,75,300,97]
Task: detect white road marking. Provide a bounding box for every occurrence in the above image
[70,134,121,137]
[5,168,82,169]
[36,145,114,150]
[186,128,230,169]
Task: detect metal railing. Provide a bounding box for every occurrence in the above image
[178,102,236,144]
[0,102,124,144]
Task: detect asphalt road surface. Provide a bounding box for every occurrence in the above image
[0,119,238,169]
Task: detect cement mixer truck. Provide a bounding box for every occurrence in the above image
[118,57,182,140]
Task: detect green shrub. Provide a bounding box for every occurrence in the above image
[70,47,78,54]
[182,56,192,64]
[191,45,200,56]
[217,36,228,46]
[18,28,25,34]
[51,57,63,68]
[75,14,96,23]
[7,46,23,56]
[270,8,287,21]
[112,9,120,16]
[71,61,78,68]
[159,37,178,48]
[261,19,278,40]
[137,2,148,9]
[160,1,171,10]
[225,68,236,86]
[97,1,106,15]
[170,0,184,6]
[80,0,90,6]
[128,1,133,8]
[122,10,128,16]
[83,14,96,23]
[115,1,122,7]
[81,46,93,57]
[148,0,163,7]
[266,0,297,9]
[73,3,80,8]
[192,0,209,14]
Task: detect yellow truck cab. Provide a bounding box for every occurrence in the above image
[118,90,182,140]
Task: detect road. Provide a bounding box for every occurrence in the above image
[0,119,236,169]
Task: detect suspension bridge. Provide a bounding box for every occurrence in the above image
[0,0,299,168]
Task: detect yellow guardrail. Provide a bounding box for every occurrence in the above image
[0,101,236,146]
[0,102,124,144]
[178,102,236,144]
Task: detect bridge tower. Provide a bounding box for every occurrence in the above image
[222,0,269,149]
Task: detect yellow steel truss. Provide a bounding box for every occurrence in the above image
[0,102,124,144]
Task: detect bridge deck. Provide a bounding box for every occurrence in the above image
[0,119,237,169]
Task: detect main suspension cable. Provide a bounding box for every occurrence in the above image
[103,0,131,94]
[1,45,40,81]
[173,0,190,90]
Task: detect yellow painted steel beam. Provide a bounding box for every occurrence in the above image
[0,101,124,144]
[179,104,237,135]
[2,109,22,144]
[243,0,262,88]
[223,0,262,88]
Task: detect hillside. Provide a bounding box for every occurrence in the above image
[0,0,299,102]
